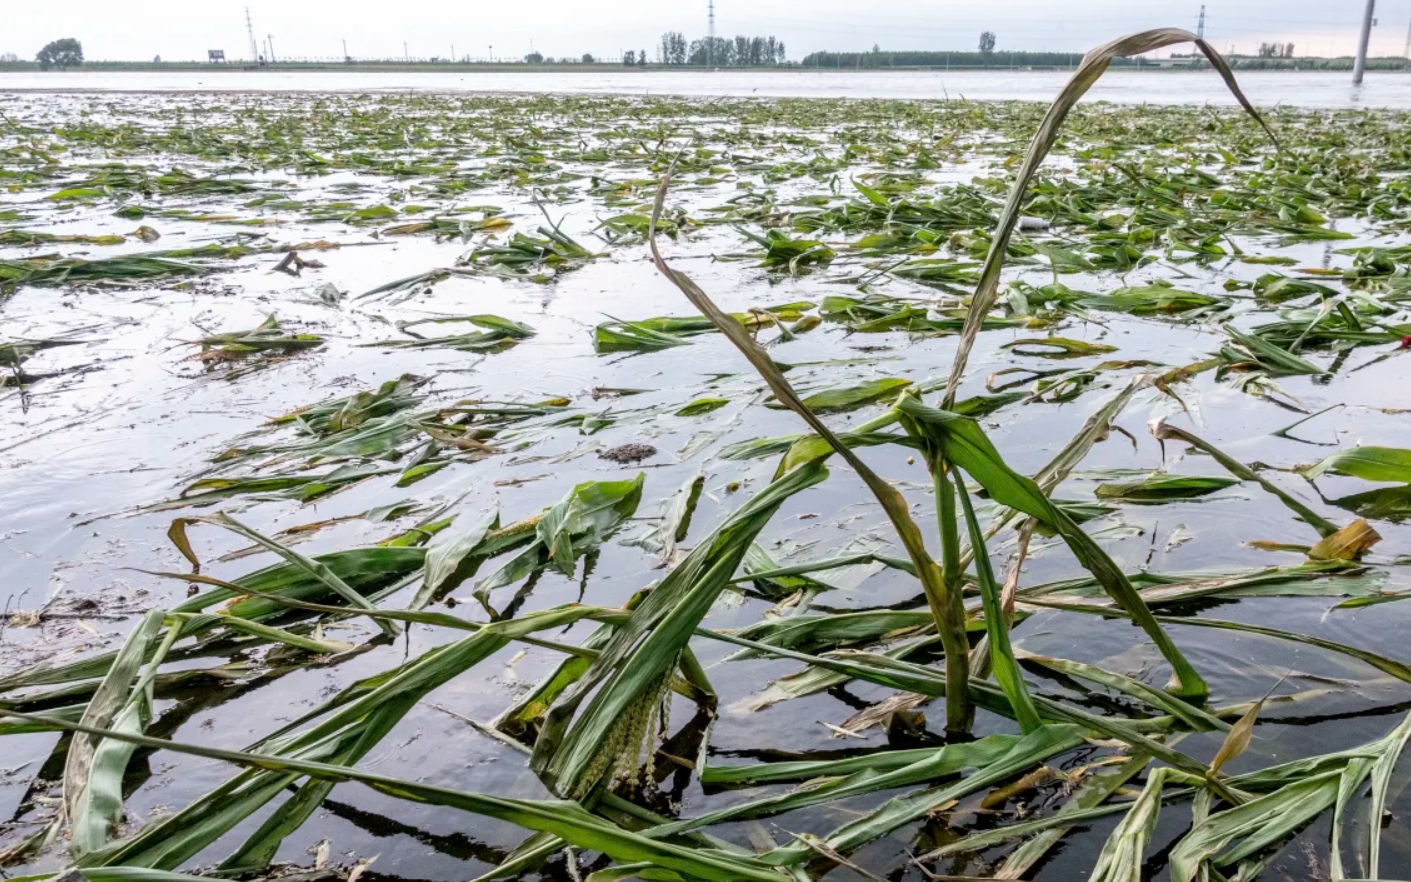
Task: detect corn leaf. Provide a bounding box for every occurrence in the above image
[530,461,828,798]
[895,395,1207,699]
[1094,474,1239,502]
[1303,446,1411,485]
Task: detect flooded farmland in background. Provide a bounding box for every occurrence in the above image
[2,68,1410,108]
[3,83,1411,882]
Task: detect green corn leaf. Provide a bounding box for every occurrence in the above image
[955,478,1043,733]
[64,611,176,858]
[186,513,400,637]
[1094,473,1239,502]
[418,504,500,605]
[536,474,645,575]
[1002,336,1118,358]
[0,708,786,882]
[675,397,729,416]
[766,377,913,413]
[1152,420,1337,537]
[1019,652,1226,731]
[764,724,1088,864]
[530,461,828,798]
[895,395,1208,699]
[1090,767,1206,882]
[1303,446,1411,485]
[1168,771,1347,882]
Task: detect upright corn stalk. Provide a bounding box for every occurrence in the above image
[927,28,1275,701]
[649,30,1275,721]
[941,29,1276,406]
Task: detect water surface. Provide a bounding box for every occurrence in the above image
[2,68,1409,108]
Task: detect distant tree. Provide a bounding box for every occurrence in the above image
[659,31,687,64]
[624,50,636,65]
[978,31,996,56]
[524,51,544,64]
[581,53,595,63]
[685,33,784,66]
[153,55,162,63]
[872,43,881,53]
[36,38,83,70]
[637,48,647,66]
[690,36,727,65]
[0,53,19,63]
[1258,42,1276,58]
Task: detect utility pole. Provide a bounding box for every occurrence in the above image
[1403,14,1410,59]
[404,41,409,61]
[708,0,716,68]
[267,34,276,64]
[1196,5,1206,41]
[1353,0,1376,84]
[452,44,456,62]
[342,39,348,61]
[245,7,259,62]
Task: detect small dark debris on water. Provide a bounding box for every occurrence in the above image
[273,251,325,277]
[599,443,655,464]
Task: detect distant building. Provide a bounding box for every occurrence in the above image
[208,50,226,63]
[1146,54,1199,69]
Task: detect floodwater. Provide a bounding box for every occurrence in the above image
[2,68,1410,108]
[2,88,1411,882]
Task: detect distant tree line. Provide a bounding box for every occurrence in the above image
[1223,55,1407,71]
[1258,42,1296,58]
[657,31,788,66]
[800,48,1143,69]
[522,50,648,65]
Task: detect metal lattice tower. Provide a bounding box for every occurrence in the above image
[1197,5,1206,41]
[245,7,259,62]
[708,0,716,67]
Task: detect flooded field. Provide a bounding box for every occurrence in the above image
[3,84,1411,882]
[3,69,1410,109]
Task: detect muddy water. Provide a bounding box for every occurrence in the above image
[2,90,1411,881]
[2,69,1411,109]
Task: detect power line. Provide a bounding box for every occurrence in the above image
[244,7,259,62]
[708,0,716,67]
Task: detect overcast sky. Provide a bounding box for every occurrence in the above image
[6,1,1410,62]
